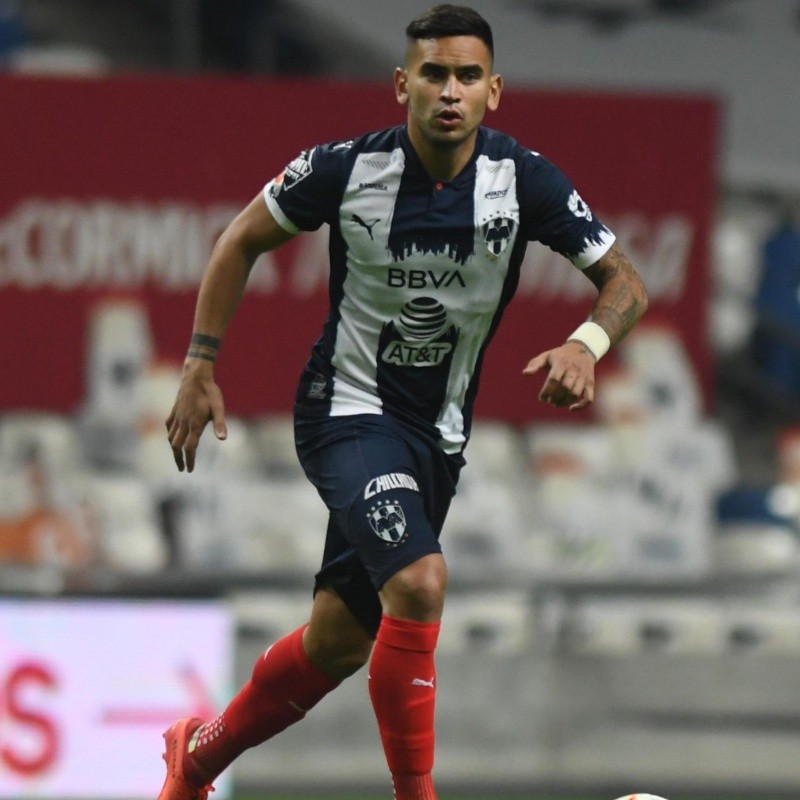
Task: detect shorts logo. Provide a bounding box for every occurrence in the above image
[367,499,408,547]
[364,472,420,499]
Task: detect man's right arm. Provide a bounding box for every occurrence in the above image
[166,194,296,472]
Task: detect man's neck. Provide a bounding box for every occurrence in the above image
[406,128,477,183]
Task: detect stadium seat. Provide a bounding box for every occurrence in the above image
[617,322,704,428]
[563,597,725,656]
[463,419,528,482]
[721,603,800,655]
[78,473,168,572]
[203,477,326,573]
[250,414,305,478]
[713,520,799,577]
[443,476,527,578]
[709,197,772,354]
[438,591,534,655]
[84,299,153,426]
[0,411,83,478]
[229,590,312,640]
[526,423,614,480]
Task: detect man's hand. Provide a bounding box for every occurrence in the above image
[523,340,597,411]
[165,362,228,472]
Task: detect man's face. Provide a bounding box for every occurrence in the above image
[395,35,502,153]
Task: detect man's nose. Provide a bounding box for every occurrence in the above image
[440,75,461,101]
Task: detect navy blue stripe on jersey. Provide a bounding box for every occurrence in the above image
[264,125,615,453]
[387,130,477,267]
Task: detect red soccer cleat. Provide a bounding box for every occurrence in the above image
[158,717,215,800]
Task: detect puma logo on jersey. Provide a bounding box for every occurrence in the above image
[351,213,380,239]
[411,677,435,688]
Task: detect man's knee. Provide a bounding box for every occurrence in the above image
[380,553,448,622]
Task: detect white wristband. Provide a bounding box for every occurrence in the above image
[567,321,611,361]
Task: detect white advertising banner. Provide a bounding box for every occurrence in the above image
[0,599,233,798]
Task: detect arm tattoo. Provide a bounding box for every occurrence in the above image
[187,332,221,363]
[583,243,648,346]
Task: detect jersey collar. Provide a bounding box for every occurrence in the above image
[399,125,483,188]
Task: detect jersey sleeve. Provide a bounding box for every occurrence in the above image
[263,142,348,233]
[517,150,615,269]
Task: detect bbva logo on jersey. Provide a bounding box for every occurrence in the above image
[482,217,516,256]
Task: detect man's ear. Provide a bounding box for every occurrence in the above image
[487,73,503,112]
[394,66,409,105]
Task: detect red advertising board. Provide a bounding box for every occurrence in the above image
[0,73,718,423]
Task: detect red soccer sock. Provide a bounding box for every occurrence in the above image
[183,625,338,784]
[368,615,441,800]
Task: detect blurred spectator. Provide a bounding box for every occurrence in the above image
[0,0,26,62]
[750,215,800,397]
[0,441,96,567]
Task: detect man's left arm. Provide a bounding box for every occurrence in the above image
[523,242,649,411]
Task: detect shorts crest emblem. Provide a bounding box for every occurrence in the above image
[367,499,408,547]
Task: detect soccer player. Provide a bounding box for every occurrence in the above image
[159,5,648,799]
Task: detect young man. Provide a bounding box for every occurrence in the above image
[159,5,648,800]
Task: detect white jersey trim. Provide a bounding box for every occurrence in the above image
[263,186,301,235]
[571,229,616,270]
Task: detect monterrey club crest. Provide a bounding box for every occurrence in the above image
[482,216,516,256]
[367,499,408,548]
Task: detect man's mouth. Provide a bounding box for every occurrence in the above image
[436,109,462,128]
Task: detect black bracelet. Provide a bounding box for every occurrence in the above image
[186,348,217,363]
[190,333,222,349]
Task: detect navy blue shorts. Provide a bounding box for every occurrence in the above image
[294,412,464,637]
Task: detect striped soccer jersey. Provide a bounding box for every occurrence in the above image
[264,125,615,454]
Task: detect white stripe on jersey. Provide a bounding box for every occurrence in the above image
[434,154,519,451]
[329,147,406,417]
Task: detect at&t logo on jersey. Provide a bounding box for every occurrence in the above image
[383,340,454,367]
[379,297,459,367]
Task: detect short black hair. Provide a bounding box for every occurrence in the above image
[405,5,494,61]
